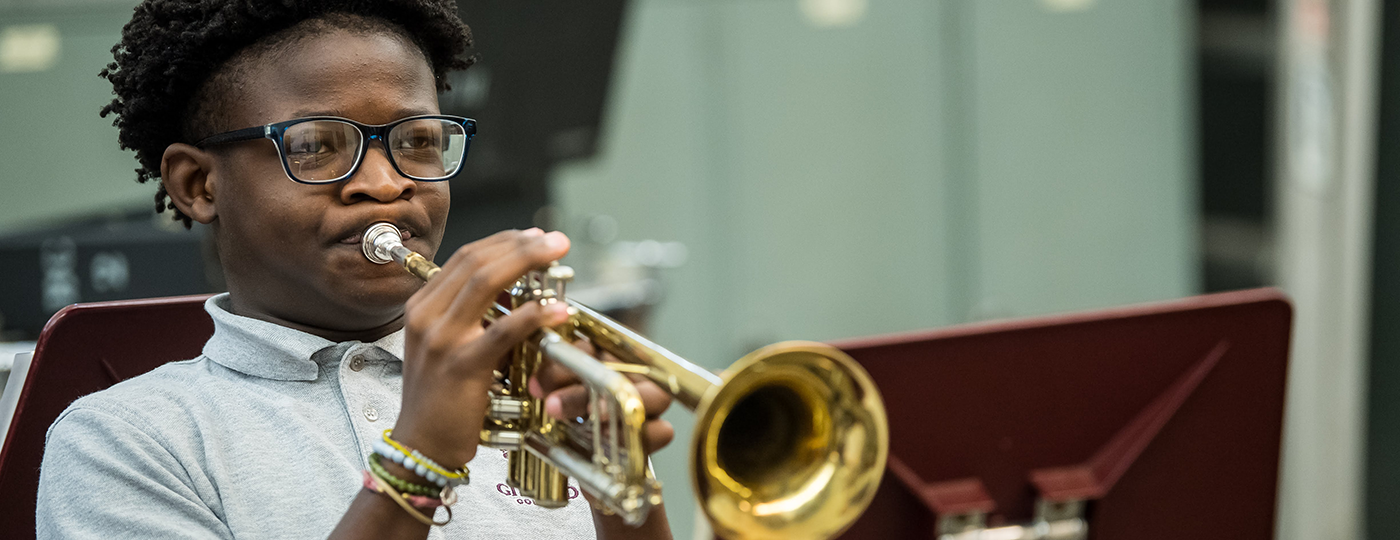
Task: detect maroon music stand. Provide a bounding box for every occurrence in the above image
[0,295,214,540]
[831,288,1291,540]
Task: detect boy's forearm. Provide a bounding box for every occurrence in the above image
[593,504,675,540]
[327,490,432,540]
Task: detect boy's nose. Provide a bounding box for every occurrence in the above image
[341,146,415,204]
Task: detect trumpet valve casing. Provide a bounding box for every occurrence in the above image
[501,266,574,508]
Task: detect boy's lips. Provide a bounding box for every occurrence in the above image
[337,225,414,245]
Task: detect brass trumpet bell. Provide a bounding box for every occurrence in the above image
[694,342,887,540]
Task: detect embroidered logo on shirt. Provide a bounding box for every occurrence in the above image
[494,483,581,505]
[493,449,582,505]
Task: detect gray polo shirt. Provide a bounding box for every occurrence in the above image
[36,294,597,539]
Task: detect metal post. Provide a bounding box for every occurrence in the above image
[1273,0,1381,538]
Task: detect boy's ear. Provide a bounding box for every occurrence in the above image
[160,143,219,224]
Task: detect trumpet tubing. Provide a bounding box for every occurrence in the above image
[362,223,888,540]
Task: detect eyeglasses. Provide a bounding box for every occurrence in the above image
[196,115,477,184]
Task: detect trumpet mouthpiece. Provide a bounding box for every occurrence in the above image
[362,222,404,264]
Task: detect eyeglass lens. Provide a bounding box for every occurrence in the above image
[281,118,468,182]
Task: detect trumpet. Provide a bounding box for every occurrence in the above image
[362,223,888,540]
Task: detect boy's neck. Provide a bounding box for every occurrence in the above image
[226,292,406,344]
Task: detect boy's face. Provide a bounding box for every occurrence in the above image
[200,28,450,335]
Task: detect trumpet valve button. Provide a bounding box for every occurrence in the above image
[546,265,575,282]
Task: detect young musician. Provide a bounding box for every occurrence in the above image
[35,2,675,538]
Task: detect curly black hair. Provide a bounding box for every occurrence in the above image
[100,0,475,227]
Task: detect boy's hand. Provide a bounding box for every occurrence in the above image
[391,228,571,468]
[529,342,677,455]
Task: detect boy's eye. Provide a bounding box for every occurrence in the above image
[288,138,331,155]
[286,141,339,171]
[284,133,354,175]
[394,130,441,150]
[284,122,357,161]
[396,138,431,150]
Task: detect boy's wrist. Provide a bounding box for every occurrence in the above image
[378,456,436,487]
[391,378,494,467]
[388,422,479,470]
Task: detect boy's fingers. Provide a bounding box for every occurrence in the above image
[634,379,673,419]
[531,353,583,398]
[420,228,540,310]
[464,301,569,377]
[642,420,675,454]
[442,228,541,269]
[411,228,540,317]
[440,231,570,326]
[543,385,591,420]
[572,338,598,357]
[538,378,671,422]
[530,337,635,399]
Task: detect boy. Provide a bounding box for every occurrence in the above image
[35,1,675,539]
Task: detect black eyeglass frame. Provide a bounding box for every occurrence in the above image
[195,114,477,184]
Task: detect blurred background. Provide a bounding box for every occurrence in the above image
[0,0,1397,538]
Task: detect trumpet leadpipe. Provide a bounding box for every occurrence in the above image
[566,300,721,409]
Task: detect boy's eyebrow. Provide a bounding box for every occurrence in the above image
[290,108,349,119]
[288,108,439,121]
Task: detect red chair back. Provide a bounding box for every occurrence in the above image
[0,295,214,539]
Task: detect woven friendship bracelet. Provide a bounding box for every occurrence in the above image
[367,453,440,497]
[362,470,453,527]
[378,430,469,487]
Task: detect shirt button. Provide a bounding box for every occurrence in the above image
[349,355,365,372]
[364,406,379,422]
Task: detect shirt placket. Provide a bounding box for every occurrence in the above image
[338,344,400,464]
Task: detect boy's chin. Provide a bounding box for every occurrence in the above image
[313,275,416,317]
[347,276,423,310]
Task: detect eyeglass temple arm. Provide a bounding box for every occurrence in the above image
[196,125,270,148]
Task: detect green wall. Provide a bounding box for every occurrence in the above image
[0,3,151,233]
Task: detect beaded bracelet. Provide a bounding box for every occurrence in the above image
[363,469,443,508]
[367,453,440,497]
[363,470,454,527]
[376,430,470,487]
[378,430,469,485]
[372,439,462,487]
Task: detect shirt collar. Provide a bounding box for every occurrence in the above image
[201,293,405,381]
